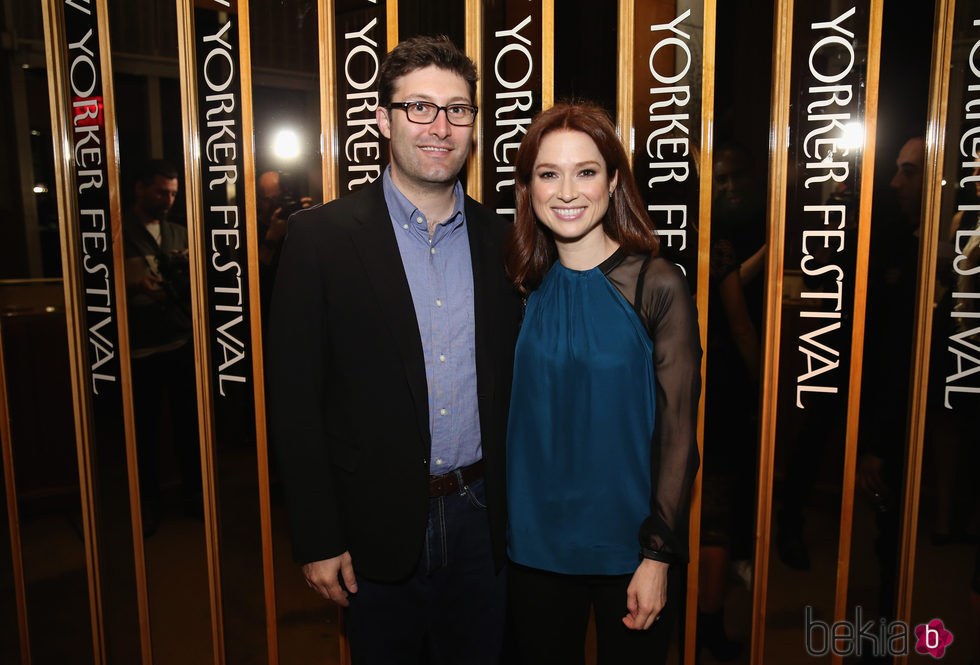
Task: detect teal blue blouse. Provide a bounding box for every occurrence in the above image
[507,250,702,575]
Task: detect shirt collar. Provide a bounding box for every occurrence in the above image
[383,166,466,244]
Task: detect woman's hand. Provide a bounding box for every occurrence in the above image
[623,558,669,630]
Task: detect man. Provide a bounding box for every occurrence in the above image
[889,136,925,221]
[256,170,288,271]
[268,36,521,664]
[123,159,200,535]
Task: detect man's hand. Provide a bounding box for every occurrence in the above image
[266,210,289,243]
[138,274,165,300]
[302,551,357,606]
[623,558,668,630]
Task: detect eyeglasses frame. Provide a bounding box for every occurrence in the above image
[387,101,480,127]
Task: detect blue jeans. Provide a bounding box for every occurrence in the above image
[345,477,507,665]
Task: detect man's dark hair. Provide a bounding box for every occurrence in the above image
[378,35,478,108]
[135,159,180,186]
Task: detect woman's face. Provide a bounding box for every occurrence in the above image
[530,129,618,248]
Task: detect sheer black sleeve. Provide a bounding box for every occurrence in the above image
[607,253,702,564]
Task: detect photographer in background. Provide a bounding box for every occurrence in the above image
[256,170,310,323]
[124,159,201,536]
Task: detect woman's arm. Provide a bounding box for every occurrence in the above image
[635,258,702,564]
[625,257,702,629]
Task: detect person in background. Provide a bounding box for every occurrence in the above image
[255,170,310,323]
[504,103,701,665]
[123,159,201,536]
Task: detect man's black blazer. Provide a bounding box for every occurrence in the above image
[267,178,522,582]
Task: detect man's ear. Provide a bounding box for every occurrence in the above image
[377,106,391,139]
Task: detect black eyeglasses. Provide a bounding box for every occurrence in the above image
[388,101,479,126]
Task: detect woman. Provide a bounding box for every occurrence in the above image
[505,103,702,664]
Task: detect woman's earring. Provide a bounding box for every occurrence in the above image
[609,191,613,199]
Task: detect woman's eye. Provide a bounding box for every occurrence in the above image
[536,171,556,179]
[579,169,596,177]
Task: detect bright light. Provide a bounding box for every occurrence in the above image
[840,121,864,153]
[273,129,300,160]
[941,179,947,186]
[33,183,48,194]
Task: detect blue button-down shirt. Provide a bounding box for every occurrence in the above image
[382,168,481,473]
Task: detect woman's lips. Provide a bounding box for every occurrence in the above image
[551,206,585,220]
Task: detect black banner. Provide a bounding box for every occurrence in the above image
[632,5,703,279]
[943,8,980,409]
[335,0,389,194]
[481,0,544,220]
[787,4,868,409]
[64,0,120,401]
[194,1,254,414]
[190,2,266,660]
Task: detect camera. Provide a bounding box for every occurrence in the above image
[276,171,303,220]
[156,249,191,302]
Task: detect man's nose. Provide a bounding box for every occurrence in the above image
[429,108,452,137]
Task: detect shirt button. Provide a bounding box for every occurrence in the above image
[435,299,442,307]
[440,408,447,416]
[430,248,436,255]
[435,458,443,466]
[439,354,446,362]
[402,223,409,229]
[416,216,424,224]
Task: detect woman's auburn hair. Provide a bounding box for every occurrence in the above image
[505,102,659,293]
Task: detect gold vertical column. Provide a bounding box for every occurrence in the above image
[0,316,29,664]
[320,0,339,202]
[894,3,956,661]
[617,4,715,661]
[831,5,884,658]
[686,3,716,664]
[236,3,279,663]
[465,0,483,201]
[40,0,148,658]
[751,0,793,662]
[542,0,554,111]
[96,1,152,660]
[388,1,399,49]
[175,2,224,663]
[616,0,634,148]
[41,1,109,660]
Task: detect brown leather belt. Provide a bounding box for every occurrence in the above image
[429,459,484,498]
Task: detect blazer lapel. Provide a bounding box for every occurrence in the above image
[350,182,431,449]
[464,198,496,406]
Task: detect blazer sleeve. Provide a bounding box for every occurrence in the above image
[267,207,347,564]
